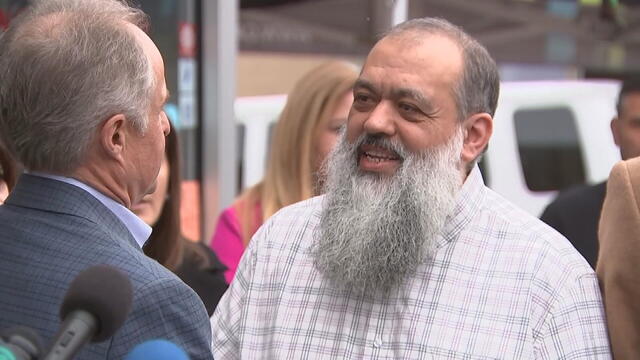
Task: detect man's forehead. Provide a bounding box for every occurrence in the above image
[364,34,462,76]
[357,35,462,97]
[371,32,461,58]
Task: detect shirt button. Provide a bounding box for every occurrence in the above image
[373,337,383,348]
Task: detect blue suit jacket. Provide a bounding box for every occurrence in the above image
[0,175,214,360]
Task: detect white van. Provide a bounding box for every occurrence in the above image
[235,80,622,217]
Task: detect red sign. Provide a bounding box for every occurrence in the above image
[178,22,197,58]
[0,10,8,30]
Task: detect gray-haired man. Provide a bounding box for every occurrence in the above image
[0,1,213,359]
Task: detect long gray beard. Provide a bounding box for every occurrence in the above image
[312,130,464,296]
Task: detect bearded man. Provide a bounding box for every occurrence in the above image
[211,18,610,359]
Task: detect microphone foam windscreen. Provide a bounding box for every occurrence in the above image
[60,265,133,342]
[124,339,189,360]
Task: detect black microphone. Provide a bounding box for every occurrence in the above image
[0,326,44,360]
[42,265,133,360]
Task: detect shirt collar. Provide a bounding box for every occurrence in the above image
[438,165,486,248]
[30,173,152,248]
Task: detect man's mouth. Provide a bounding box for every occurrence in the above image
[361,149,400,162]
[359,144,401,161]
[357,144,403,174]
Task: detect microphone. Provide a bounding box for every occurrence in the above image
[0,326,43,360]
[43,265,133,360]
[124,339,189,360]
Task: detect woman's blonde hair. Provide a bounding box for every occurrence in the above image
[236,60,359,246]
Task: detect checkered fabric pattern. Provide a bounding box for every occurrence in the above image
[211,167,611,359]
[0,175,213,360]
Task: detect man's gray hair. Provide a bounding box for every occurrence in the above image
[0,0,154,173]
[386,18,500,122]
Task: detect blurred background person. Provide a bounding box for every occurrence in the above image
[541,78,640,269]
[210,60,358,283]
[0,142,17,204]
[597,156,640,359]
[135,121,227,316]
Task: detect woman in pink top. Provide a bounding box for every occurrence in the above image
[210,61,359,283]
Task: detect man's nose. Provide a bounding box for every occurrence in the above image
[363,101,396,137]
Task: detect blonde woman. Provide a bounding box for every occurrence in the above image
[210,61,358,283]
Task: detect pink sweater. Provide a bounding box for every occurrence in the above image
[210,203,263,283]
[210,207,244,283]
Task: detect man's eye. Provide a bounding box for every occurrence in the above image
[399,103,418,113]
[355,94,371,103]
[352,93,376,111]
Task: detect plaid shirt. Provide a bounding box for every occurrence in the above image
[211,167,611,359]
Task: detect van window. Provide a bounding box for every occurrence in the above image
[514,107,586,191]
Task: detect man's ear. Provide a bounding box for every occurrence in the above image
[99,113,127,162]
[460,112,493,164]
[611,117,621,146]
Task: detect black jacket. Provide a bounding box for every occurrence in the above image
[540,181,607,269]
